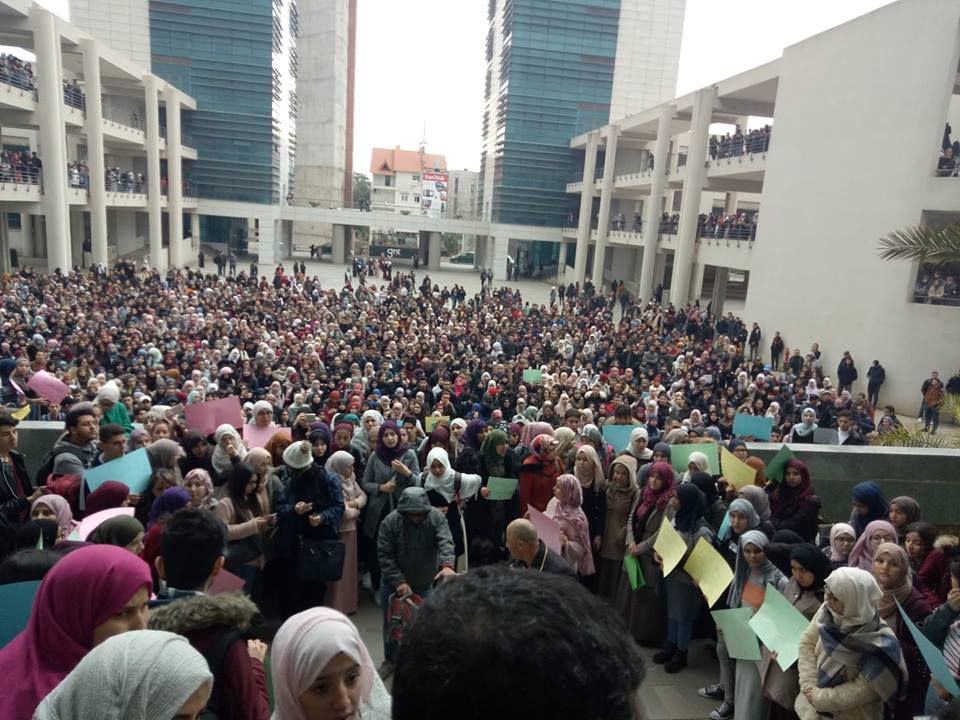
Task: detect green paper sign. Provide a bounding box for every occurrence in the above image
[670,443,719,475]
[522,368,543,385]
[623,553,645,591]
[711,607,762,661]
[764,445,796,484]
[748,584,811,670]
[486,476,518,501]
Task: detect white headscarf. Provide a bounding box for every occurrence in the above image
[824,566,884,629]
[271,608,387,720]
[34,630,211,720]
[422,447,481,503]
[211,423,245,476]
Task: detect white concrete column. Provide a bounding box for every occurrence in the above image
[332,224,346,264]
[143,74,164,272]
[670,87,715,305]
[691,262,706,304]
[724,192,738,215]
[80,38,108,267]
[592,125,619,288]
[69,210,84,267]
[559,241,571,281]
[473,236,485,270]
[572,131,600,284]
[638,104,674,301]
[0,216,9,274]
[32,7,70,273]
[712,267,729,315]
[20,214,33,257]
[427,231,441,270]
[164,85,184,267]
[258,218,276,268]
[190,212,200,257]
[491,236,509,280]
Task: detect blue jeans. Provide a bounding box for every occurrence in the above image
[925,681,949,715]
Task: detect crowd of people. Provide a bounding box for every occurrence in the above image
[1,150,41,185]
[67,161,89,189]
[62,79,85,111]
[659,211,759,241]
[0,261,957,719]
[0,53,34,92]
[709,125,773,160]
[915,267,960,306]
[104,167,146,194]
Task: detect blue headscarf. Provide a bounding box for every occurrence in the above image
[850,481,888,537]
[461,419,488,451]
[146,487,191,530]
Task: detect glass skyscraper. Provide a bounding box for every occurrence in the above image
[150,0,298,205]
[480,0,685,229]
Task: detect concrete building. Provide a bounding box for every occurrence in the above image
[369,146,447,216]
[478,0,685,276]
[291,0,357,250]
[69,0,151,69]
[563,0,960,410]
[0,0,197,274]
[447,169,479,220]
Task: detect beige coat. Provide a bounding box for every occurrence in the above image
[794,606,885,720]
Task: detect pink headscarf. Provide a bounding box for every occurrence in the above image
[520,421,554,447]
[0,545,153,720]
[271,608,375,720]
[31,494,75,538]
[550,474,595,576]
[847,519,898,572]
[635,461,677,518]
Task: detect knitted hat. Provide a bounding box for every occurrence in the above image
[282,440,314,470]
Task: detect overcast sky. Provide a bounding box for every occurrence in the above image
[354,0,895,174]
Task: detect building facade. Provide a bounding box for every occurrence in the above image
[562,0,960,410]
[447,169,479,220]
[369,146,448,216]
[0,1,197,274]
[479,0,685,230]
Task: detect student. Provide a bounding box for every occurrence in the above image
[420,447,483,561]
[88,515,145,555]
[760,543,831,719]
[0,545,153,719]
[887,495,921,542]
[545,474,595,579]
[0,411,44,524]
[728,531,787,720]
[849,481,888,537]
[392,566,646,720]
[767,460,822,542]
[873,542,932,720]
[905,521,950,607]
[795,567,906,720]
[847,519,898,572]
[324,450,367,615]
[827,522,857,569]
[597,455,639,601]
[920,553,960,716]
[270,607,392,720]
[654,483,712,674]
[148,508,270,720]
[33,630,211,720]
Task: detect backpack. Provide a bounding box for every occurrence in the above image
[198,628,246,720]
[384,591,424,660]
[36,446,91,516]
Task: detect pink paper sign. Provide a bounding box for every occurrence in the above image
[183,396,243,435]
[527,506,563,556]
[27,370,70,404]
[76,507,136,541]
[243,424,290,449]
[208,569,247,595]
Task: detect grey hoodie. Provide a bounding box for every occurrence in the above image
[376,487,455,593]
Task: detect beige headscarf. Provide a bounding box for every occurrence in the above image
[574,444,607,492]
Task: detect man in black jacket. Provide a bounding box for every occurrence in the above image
[866,360,886,408]
[506,519,575,578]
[0,412,45,524]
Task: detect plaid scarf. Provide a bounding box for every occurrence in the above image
[817,608,906,703]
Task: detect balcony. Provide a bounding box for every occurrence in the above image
[0,73,36,112]
[101,108,146,145]
[0,177,41,204]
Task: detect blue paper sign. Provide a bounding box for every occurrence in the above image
[0,580,41,648]
[733,413,774,440]
[601,424,635,452]
[83,448,153,494]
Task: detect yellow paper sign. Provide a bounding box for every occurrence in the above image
[653,517,689,577]
[11,405,30,421]
[425,416,450,433]
[683,537,734,607]
[720,446,757,491]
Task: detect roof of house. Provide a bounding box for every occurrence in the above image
[370,146,447,175]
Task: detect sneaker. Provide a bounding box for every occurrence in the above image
[709,701,734,720]
[698,684,724,700]
[360,571,372,592]
[377,660,394,680]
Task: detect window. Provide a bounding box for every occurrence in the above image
[414,195,421,203]
[400,193,409,202]
[385,176,394,187]
[412,174,420,183]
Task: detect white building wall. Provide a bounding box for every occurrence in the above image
[744,0,960,411]
[609,0,686,122]
[69,0,151,69]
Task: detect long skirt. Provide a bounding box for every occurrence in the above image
[596,556,623,604]
[615,570,665,646]
[326,527,359,615]
[734,659,767,720]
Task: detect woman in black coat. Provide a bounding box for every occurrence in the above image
[766,459,822,542]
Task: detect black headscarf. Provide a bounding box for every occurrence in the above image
[674,483,706,533]
[690,471,718,507]
[789,542,832,592]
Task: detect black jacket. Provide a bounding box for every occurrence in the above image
[0,450,30,523]
[512,540,577,578]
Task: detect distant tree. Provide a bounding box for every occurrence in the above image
[442,233,461,257]
[353,173,371,210]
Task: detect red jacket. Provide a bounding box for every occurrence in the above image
[518,455,560,515]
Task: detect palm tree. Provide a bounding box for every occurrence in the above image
[878,224,960,264]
